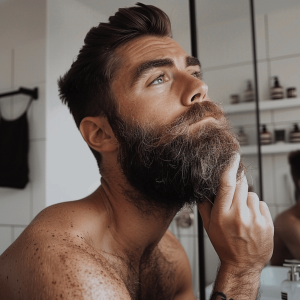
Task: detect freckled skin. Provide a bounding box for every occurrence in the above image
[0,36,199,300]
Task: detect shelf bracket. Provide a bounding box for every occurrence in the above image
[0,87,39,100]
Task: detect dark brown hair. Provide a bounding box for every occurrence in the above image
[288,150,300,201]
[57,2,172,169]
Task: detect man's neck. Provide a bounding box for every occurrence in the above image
[87,177,176,267]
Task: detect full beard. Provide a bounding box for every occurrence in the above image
[111,101,244,215]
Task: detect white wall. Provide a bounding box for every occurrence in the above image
[45,0,106,207]
[0,0,46,254]
[197,5,300,287]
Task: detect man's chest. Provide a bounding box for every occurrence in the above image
[137,251,177,300]
[113,248,178,300]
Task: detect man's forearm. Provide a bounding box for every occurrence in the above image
[210,264,261,300]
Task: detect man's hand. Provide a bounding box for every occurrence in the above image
[198,154,274,299]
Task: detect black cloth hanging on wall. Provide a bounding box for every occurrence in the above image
[0,100,31,189]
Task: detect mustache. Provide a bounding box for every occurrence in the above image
[156,100,226,146]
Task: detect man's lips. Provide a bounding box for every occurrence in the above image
[189,116,217,131]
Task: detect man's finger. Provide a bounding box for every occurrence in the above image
[198,200,213,231]
[231,172,248,210]
[213,154,240,213]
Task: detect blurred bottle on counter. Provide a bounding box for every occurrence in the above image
[260,124,272,145]
[287,87,297,98]
[230,94,240,104]
[275,129,285,144]
[270,76,284,100]
[243,80,255,102]
[238,127,248,146]
[289,124,300,143]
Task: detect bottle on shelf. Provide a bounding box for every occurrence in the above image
[238,127,248,146]
[281,261,300,300]
[260,124,272,145]
[230,94,240,104]
[274,129,285,144]
[289,124,300,143]
[287,87,297,98]
[243,80,255,102]
[270,76,284,100]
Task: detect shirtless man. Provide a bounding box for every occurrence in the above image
[272,150,300,266]
[0,3,273,299]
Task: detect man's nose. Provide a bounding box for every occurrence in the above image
[181,78,209,106]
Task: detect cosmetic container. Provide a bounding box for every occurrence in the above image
[260,124,272,145]
[238,127,248,146]
[287,87,297,98]
[275,129,285,144]
[243,80,255,102]
[289,124,300,143]
[271,77,284,100]
[281,261,300,300]
[230,94,240,104]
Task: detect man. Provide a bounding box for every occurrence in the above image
[272,150,300,266]
[0,3,273,299]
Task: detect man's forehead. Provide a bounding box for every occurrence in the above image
[116,36,187,71]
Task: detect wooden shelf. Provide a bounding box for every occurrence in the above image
[241,143,300,155]
[223,98,300,114]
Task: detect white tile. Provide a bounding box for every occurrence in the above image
[268,6,300,58]
[276,204,293,216]
[257,61,270,101]
[0,49,12,91]
[273,107,300,125]
[0,226,13,255]
[229,112,257,127]
[262,155,275,205]
[0,185,31,225]
[260,111,272,124]
[13,226,26,241]
[198,15,266,69]
[180,236,200,296]
[0,0,46,53]
[268,205,277,222]
[29,140,46,219]
[11,83,46,140]
[273,154,295,205]
[14,38,46,87]
[204,236,219,286]
[270,56,300,102]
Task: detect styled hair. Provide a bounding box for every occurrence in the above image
[288,150,300,201]
[58,2,172,169]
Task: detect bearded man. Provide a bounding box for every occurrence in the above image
[0,3,273,300]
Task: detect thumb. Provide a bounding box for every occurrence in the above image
[198,200,213,231]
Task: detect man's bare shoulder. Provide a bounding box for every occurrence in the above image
[0,202,130,300]
[274,206,299,233]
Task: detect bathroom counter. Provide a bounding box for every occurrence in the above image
[205,266,287,300]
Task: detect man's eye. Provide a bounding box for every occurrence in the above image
[192,71,203,79]
[151,74,165,85]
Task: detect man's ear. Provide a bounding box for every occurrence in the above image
[79,116,118,153]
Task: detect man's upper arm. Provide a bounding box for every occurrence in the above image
[163,230,197,300]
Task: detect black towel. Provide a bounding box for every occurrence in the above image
[0,101,31,189]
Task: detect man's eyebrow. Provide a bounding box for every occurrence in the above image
[131,58,174,87]
[186,56,201,68]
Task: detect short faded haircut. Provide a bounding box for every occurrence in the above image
[58,2,172,170]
